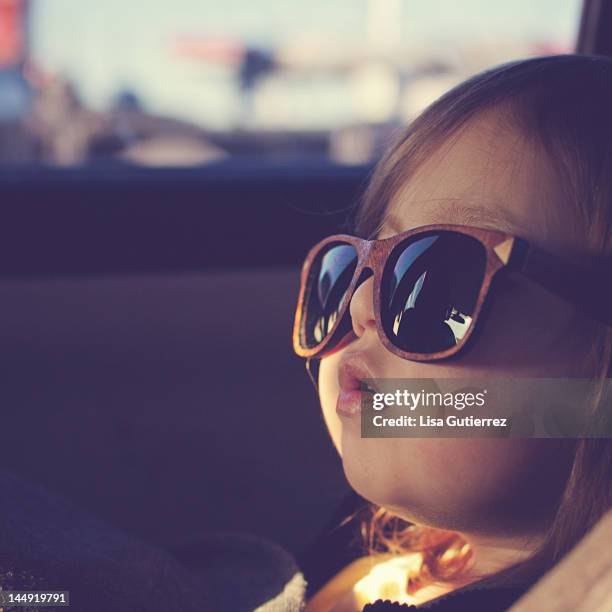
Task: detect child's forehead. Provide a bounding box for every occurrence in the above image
[378,116,564,245]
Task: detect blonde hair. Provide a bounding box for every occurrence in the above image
[361,506,473,594]
[355,54,612,591]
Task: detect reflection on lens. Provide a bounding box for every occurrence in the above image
[381,232,486,354]
[305,243,358,347]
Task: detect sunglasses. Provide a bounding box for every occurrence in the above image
[293,223,612,372]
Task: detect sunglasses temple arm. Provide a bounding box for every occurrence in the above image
[512,241,612,326]
[305,358,320,392]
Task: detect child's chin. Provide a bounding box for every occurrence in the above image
[341,454,393,508]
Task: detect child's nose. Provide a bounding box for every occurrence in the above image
[349,273,376,338]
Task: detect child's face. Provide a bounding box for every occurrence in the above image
[318,111,584,538]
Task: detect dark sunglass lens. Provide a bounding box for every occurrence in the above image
[304,243,358,347]
[381,232,486,354]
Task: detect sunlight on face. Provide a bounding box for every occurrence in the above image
[319,110,583,538]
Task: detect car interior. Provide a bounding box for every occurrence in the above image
[1,0,611,610]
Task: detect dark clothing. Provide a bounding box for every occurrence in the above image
[363,584,529,611]
[0,470,303,611]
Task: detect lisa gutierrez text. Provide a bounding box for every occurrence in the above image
[371,414,508,428]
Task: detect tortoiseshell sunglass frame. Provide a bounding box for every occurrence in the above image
[293,223,612,365]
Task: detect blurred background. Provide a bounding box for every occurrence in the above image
[1,0,580,167]
[0,0,586,572]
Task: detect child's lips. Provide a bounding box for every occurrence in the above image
[336,389,363,417]
[336,352,378,418]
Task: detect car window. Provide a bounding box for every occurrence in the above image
[0,0,582,166]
